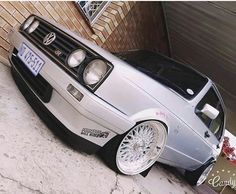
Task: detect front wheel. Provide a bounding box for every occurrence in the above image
[100,121,168,175]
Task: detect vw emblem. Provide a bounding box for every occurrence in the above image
[43,32,56,45]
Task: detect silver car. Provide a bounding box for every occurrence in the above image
[8,15,226,186]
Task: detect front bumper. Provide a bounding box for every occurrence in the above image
[8,28,135,152]
[11,59,100,154]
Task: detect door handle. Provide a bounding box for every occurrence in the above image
[204,131,210,138]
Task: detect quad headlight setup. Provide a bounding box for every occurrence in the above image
[21,15,113,91]
[67,49,112,89]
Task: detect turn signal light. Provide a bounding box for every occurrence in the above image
[67,84,83,101]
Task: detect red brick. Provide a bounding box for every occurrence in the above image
[13,11,25,24]
[0,28,8,40]
[93,28,106,43]
[0,1,169,60]
[110,3,125,19]
[91,34,103,46]
[113,1,128,16]
[106,7,122,25]
[103,11,118,28]
[124,2,131,11]
[49,2,70,27]
[1,8,19,27]
[96,19,112,34]
[45,4,60,22]
[99,16,115,32]
[10,2,30,17]
[3,23,12,33]
[0,37,10,50]
[66,19,76,32]
[39,1,48,7]
[0,47,9,61]
[21,2,40,15]
[34,2,52,19]
[93,23,109,39]
[58,2,79,30]
[0,16,7,28]
[66,2,93,37]
[1,2,16,14]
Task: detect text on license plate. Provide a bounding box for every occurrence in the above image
[17,43,45,76]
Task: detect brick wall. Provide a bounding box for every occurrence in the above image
[0,1,169,65]
[101,2,169,53]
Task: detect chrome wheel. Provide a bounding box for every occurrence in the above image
[197,163,214,186]
[116,121,167,175]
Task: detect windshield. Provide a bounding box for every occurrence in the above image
[116,50,208,99]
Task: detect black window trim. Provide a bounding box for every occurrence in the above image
[116,49,208,100]
[195,86,225,141]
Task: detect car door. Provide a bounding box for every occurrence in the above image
[195,87,225,157]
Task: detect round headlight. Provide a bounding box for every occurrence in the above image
[83,59,108,85]
[68,49,86,68]
[23,16,34,30]
[27,21,39,33]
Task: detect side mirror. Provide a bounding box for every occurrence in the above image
[201,104,219,119]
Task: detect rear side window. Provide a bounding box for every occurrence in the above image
[196,87,224,140]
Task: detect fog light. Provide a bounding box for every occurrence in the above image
[67,84,83,101]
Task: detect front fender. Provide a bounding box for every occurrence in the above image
[129,108,169,132]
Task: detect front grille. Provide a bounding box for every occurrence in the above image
[29,20,77,64]
[20,16,96,79]
[19,15,113,92]
[11,49,53,103]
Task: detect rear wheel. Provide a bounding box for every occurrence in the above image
[185,160,215,186]
[100,121,167,175]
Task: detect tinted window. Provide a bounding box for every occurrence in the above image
[196,87,224,140]
[116,50,208,99]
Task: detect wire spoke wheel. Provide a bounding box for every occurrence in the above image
[197,163,214,186]
[116,121,167,175]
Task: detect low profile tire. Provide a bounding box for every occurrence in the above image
[185,160,215,186]
[100,121,167,175]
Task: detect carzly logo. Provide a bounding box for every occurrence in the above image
[208,169,236,190]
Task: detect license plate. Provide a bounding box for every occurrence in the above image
[17,43,45,76]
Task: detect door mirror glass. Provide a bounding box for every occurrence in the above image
[201,104,219,120]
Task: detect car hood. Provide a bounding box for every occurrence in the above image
[95,60,189,117]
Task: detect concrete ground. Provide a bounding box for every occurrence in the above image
[0,62,198,194]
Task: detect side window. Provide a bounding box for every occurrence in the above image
[76,1,109,24]
[196,87,224,140]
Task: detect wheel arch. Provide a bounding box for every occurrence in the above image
[129,108,169,134]
[99,112,169,176]
[185,157,216,186]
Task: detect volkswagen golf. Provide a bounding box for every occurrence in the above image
[8,15,226,186]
